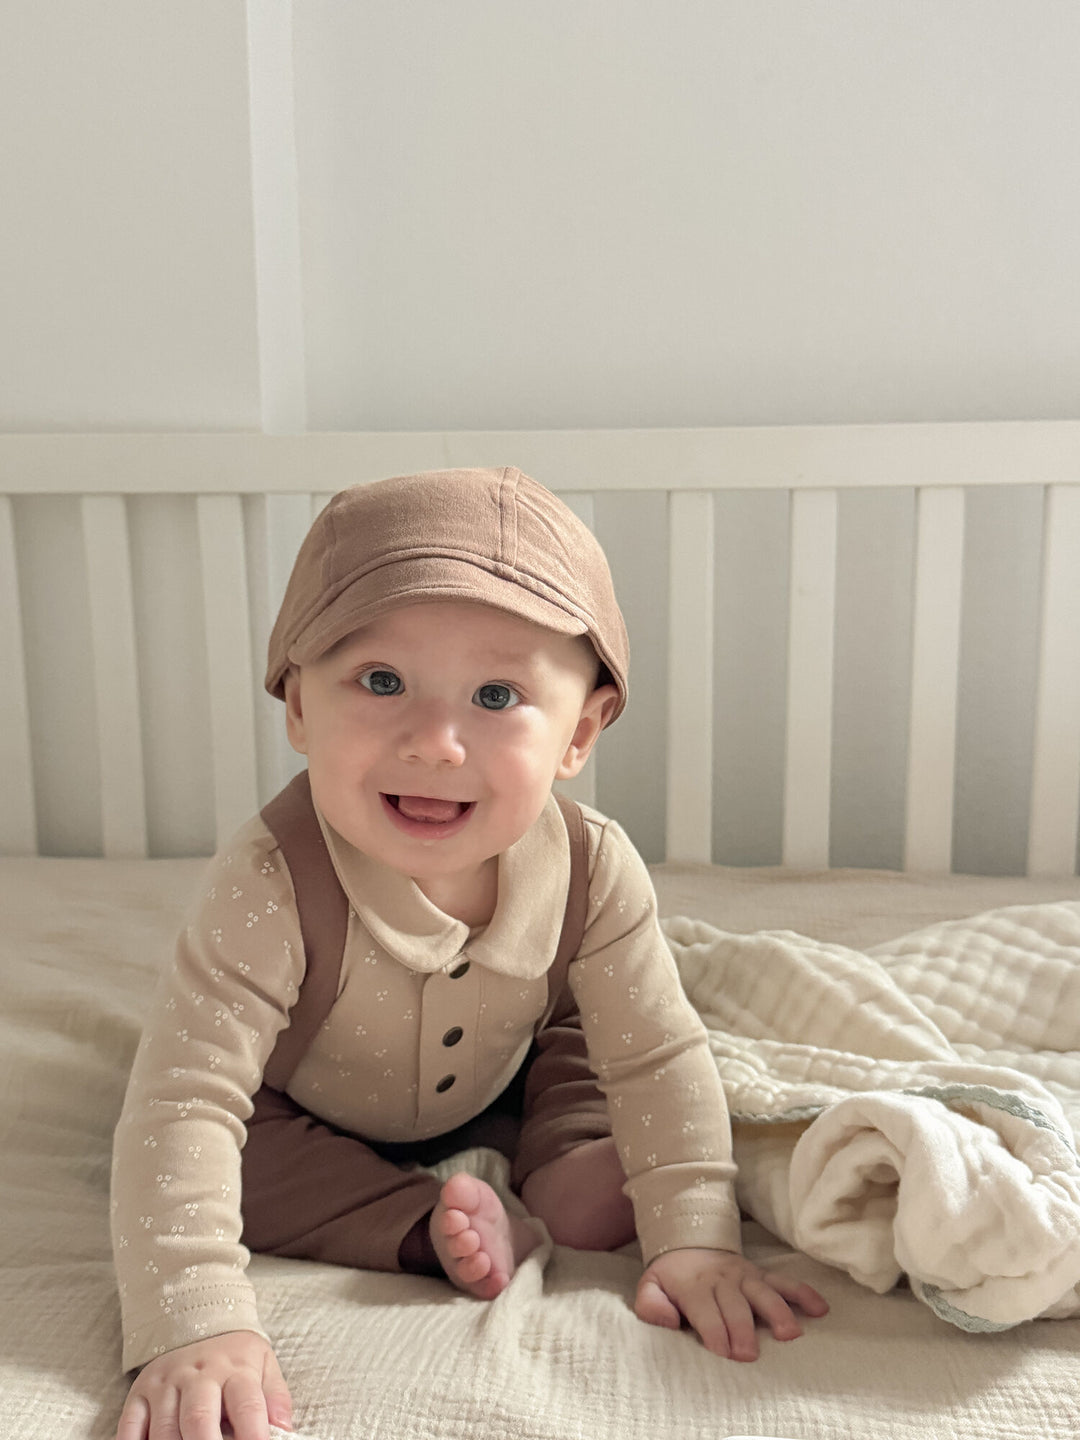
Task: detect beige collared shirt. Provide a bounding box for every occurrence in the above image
[112,797,741,1370]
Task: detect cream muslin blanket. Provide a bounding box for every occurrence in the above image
[666,901,1080,1331]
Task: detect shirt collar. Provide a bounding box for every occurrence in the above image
[315,793,570,978]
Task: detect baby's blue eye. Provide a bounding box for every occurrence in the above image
[360,669,403,696]
[474,683,519,711]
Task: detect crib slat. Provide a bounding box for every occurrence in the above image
[0,496,38,854]
[666,491,715,862]
[81,496,148,858]
[197,495,260,847]
[904,487,965,873]
[1028,484,1080,877]
[783,489,837,868]
[246,492,314,802]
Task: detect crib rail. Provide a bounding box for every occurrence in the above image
[3,424,1079,875]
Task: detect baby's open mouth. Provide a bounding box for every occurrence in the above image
[385,794,471,824]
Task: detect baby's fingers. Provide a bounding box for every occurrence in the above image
[115,1391,151,1440]
[743,1278,805,1342]
[260,1345,294,1433]
[634,1273,683,1332]
[764,1270,830,1319]
[178,1376,232,1440]
[704,1286,758,1362]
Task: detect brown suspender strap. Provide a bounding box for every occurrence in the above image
[260,770,350,1092]
[259,772,590,1094]
[546,790,591,1022]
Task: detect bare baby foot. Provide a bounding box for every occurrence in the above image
[429,1172,539,1300]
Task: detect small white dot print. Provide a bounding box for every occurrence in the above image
[245,912,260,928]
[231,887,243,901]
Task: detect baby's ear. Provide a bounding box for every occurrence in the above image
[282,666,308,755]
[556,683,619,779]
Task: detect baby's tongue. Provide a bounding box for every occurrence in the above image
[396,795,464,823]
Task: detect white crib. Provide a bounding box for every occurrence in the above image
[3,421,1079,876]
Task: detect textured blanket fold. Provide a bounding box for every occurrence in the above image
[664,902,1080,1330]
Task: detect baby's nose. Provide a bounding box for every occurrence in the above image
[398,701,466,765]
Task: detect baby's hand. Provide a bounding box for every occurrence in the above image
[115,1330,292,1440]
[635,1247,828,1361]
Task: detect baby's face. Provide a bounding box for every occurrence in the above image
[283,600,615,889]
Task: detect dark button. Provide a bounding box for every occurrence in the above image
[449,961,470,979]
[442,1026,464,1048]
[435,1074,456,1093]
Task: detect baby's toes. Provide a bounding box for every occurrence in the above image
[434,1206,470,1239]
[454,1250,493,1284]
[445,1227,481,1260]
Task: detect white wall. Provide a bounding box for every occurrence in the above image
[295,0,1080,429]
[0,1,260,430]
[4,2,1078,432]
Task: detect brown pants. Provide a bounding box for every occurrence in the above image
[240,1013,610,1275]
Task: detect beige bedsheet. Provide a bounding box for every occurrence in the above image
[2,856,1079,1440]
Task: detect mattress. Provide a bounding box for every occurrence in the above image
[2,855,1078,1440]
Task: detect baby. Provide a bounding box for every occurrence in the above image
[112,467,826,1440]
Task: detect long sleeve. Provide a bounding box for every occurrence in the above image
[570,816,742,1265]
[111,818,305,1371]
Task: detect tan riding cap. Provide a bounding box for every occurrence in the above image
[265,467,629,724]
